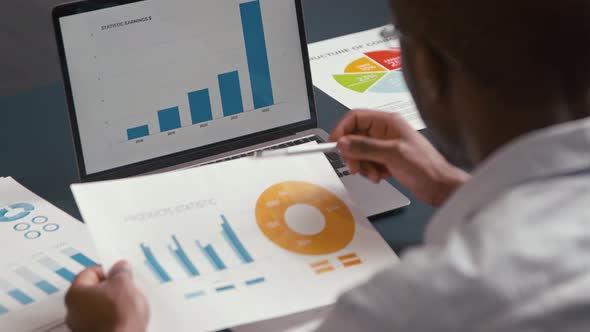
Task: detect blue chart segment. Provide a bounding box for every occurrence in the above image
[218,71,245,117]
[0,278,34,305]
[158,107,182,132]
[168,236,200,277]
[215,284,236,293]
[188,89,213,124]
[240,0,274,109]
[197,241,227,271]
[141,243,172,283]
[38,257,76,282]
[221,215,254,264]
[62,247,97,268]
[0,203,35,222]
[245,277,266,286]
[368,71,408,94]
[15,267,59,295]
[127,125,150,140]
[0,304,8,315]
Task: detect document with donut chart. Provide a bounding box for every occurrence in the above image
[71,152,399,332]
[0,177,98,332]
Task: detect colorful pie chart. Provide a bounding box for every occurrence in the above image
[333,49,409,94]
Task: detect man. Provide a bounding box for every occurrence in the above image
[64,0,590,330]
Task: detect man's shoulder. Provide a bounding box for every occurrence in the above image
[472,172,590,232]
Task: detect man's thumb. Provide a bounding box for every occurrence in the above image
[108,260,133,284]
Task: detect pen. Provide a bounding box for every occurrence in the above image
[255,142,339,158]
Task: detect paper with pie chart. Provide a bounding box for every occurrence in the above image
[309,25,425,130]
[71,151,398,332]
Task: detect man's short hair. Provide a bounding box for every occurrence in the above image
[391,0,590,102]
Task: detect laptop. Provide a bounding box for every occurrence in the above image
[52,0,410,217]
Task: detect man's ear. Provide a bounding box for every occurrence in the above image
[400,35,449,106]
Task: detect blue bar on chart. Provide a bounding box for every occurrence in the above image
[245,277,266,286]
[38,257,76,282]
[0,304,8,315]
[127,125,150,140]
[168,236,199,277]
[240,0,274,109]
[141,243,172,283]
[0,278,34,305]
[220,215,254,264]
[215,284,236,293]
[184,290,206,300]
[196,241,226,271]
[158,107,182,132]
[218,71,245,117]
[188,89,213,124]
[62,247,97,268]
[15,267,59,295]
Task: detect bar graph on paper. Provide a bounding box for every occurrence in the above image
[0,246,97,316]
[124,0,275,142]
[140,215,255,284]
[138,215,266,300]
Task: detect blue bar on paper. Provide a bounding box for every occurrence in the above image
[218,71,244,117]
[240,0,274,109]
[8,289,34,305]
[205,245,226,270]
[220,215,253,264]
[141,244,172,283]
[56,268,76,282]
[71,253,97,268]
[169,236,199,277]
[197,241,226,271]
[0,304,8,315]
[35,281,59,295]
[245,277,266,286]
[215,285,236,293]
[127,125,149,140]
[158,107,182,132]
[184,291,205,299]
[188,89,213,124]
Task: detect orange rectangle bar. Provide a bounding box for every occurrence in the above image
[310,260,330,268]
[338,253,358,261]
[342,259,362,267]
[315,266,335,274]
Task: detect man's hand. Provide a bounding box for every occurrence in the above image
[65,261,150,332]
[331,110,470,207]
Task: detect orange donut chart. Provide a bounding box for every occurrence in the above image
[255,181,355,255]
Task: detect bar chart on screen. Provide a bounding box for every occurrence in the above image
[119,0,276,144]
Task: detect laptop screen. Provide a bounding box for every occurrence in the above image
[57,0,313,176]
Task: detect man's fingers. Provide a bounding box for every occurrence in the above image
[71,265,105,288]
[330,110,391,142]
[338,135,398,164]
[108,260,134,284]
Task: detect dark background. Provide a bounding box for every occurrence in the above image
[0,0,434,254]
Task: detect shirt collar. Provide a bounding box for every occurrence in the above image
[425,116,590,246]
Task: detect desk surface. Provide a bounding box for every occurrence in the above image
[0,0,434,254]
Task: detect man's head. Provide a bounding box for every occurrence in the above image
[390,0,590,165]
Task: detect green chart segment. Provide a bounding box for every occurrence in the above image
[333,73,386,93]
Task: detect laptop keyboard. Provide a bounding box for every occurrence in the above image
[203,136,351,178]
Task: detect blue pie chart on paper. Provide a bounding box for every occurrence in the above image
[0,203,35,222]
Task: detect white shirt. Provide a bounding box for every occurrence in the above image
[316,117,590,331]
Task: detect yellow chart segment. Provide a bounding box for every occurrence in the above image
[255,181,355,255]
